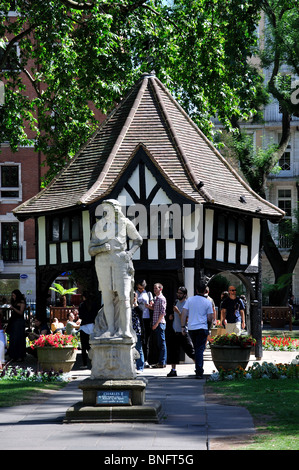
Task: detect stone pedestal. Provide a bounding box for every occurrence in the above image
[88,336,137,380]
[79,378,147,405]
[65,377,163,423]
[65,335,163,423]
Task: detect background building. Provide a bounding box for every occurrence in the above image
[0,32,40,301]
[14,73,283,356]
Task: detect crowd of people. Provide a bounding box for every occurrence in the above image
[0,290,98,369]
[0,281,247,378]
[132,279,246,379]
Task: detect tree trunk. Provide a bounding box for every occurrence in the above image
[262,220,299,305]
[60,295,67,307]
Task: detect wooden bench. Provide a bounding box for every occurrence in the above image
[49,307,76,326]
[262,306,293,331]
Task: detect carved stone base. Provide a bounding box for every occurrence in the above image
[89,336,137,380]
[64,378,163,423]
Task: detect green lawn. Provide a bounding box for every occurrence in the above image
[206,378,299,450]
[0,380,66,407]
[262,328,299,339]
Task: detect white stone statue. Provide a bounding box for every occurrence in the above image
[88,199,142,339]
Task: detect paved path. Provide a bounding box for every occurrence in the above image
[0,349,297,451]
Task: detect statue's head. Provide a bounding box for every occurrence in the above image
[102,199,124,222]
[95,199,123,220]
[103,199,122,212]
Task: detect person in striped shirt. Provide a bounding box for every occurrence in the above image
[148,283,167,368]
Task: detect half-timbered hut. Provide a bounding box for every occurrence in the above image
[14,73,284,356]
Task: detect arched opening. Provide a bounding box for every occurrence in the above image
[36,263,100,318]
[207,270,257,336]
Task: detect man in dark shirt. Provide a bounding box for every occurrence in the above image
[221,285,245,334]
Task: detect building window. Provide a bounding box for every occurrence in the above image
[217,215,225,239]
[71,214,80,239]
[216,213,248,244]
[49,214,80,242]
[277,189,293,248]
[228,218,236,241]
[0,164,20,199]
[278,147,291,171]
[1,222,20,262]
[238,220,246,243]
[278,133,291,171]
[0,43,19,71]
[52,217,60,241]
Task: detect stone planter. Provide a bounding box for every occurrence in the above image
[210,345,251,372]
[37,347,77,373]
[210,328,226,337]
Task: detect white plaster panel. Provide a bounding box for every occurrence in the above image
[72,241,81,262]
[166,239,176,259]
[145,165,157,198]
[148,239,158,259]
[184,267,195,296]
[151,188,172,205]
[228,243,236,263]
[204,209,214,259]
[49,244,57,265]
[38,217,46,266]
[251,218,260,267]
[240,245,248,265]
[60,242,68,264]
[82,210,91,261]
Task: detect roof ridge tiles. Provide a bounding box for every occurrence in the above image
[80,76,149,205]
[149,77,214,203]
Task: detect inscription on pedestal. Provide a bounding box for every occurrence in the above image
[96,390,131,406]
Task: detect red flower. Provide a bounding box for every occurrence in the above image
[32,333,78,349]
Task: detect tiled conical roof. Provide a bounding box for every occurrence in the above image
[14,73,284,222]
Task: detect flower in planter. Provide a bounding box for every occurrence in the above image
[210,333,256,348]
[213,320,224,328]
[31,333,78,350]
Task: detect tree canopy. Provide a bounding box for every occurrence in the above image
[0,0,263,183]
[225,0,299,305]
[2,0,299,304]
